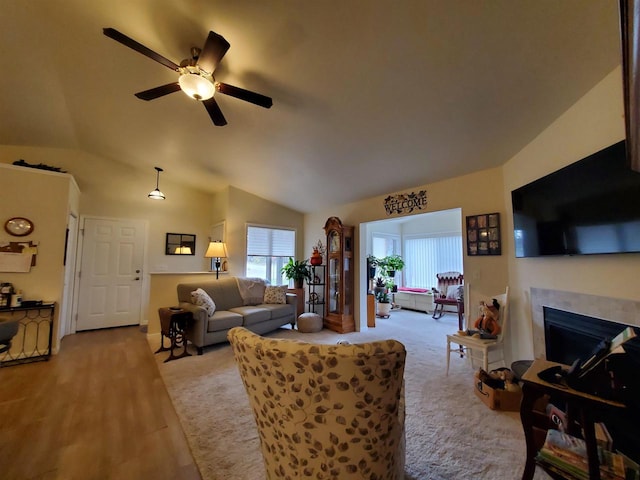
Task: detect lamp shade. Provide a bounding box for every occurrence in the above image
[148,188,165,200]
[179,73,215,101]
[205,241,227,258]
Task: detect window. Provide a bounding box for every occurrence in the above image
[246,225,296,285]
[372,233,400,258]
[403,234,463,289]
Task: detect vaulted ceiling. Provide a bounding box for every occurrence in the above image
[0,0,622,213]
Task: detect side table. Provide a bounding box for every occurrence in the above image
[520,359,626,480]
[157,307,193,362]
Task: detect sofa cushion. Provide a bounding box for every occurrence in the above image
[258,303,295,321]
[446,284,464,301]
[191,288,216,317]
[229,306,271,326]
[178,277,244,312]
[207,311,243,332]
[263,285,287,304]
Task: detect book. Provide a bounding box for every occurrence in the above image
[595,422,613,451]
[618,451,640,480]
[609,326,637,354]
[577,326,637,380]
[537,429,626,480]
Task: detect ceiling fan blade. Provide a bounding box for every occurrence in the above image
[197,31,231,74]
[135,83,181,101]
[203,98,227,126]
[216,83,273,109]
[103,28,180,71]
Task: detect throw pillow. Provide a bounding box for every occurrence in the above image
[264,285,288,304]
[446,284,464,301]
[191,288,216,317]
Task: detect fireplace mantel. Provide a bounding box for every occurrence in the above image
[530,288,640,359]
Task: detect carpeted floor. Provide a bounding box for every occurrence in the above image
[151,309,549,479]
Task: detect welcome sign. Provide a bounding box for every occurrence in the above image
[384,190,427,215]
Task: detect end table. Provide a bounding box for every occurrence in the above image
[156,307,193,362]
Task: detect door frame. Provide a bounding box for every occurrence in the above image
[58,212,79,343]
[70,215,149,334]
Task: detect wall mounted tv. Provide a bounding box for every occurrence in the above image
[511,140,640,257]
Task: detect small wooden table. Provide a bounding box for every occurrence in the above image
[520,359,626,480]
[156,307,193,362]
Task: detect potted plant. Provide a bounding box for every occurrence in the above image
[366,255,379,279]
[386,278,397,293]
[376,291,392,317]
[383,254,405,278]
[281,257,311,288]
[373,276,386,296]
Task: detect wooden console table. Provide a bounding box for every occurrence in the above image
[520,359,626,480]
[0,303,55,366]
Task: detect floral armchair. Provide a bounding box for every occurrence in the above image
[227,326,407,479]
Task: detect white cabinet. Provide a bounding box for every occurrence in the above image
[394,292,434,313]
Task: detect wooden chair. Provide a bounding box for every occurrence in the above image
[432,272,464,330]
[445,286,509,375]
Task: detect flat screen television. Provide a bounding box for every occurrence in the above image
[511,140,640,257]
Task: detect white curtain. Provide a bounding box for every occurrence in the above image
[403,235,463,289]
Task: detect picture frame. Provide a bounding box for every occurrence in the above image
[466,213,501,256]
[166,233,196,255]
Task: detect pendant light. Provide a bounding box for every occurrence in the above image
[148,167,165,200]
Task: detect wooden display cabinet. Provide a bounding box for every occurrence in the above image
[323,217,354,333]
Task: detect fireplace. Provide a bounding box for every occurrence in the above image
[529,288,640,360]
[543,307,631,366]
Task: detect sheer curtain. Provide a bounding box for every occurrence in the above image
[403,235,463,289]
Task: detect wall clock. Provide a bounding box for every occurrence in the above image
[4,217,34,237]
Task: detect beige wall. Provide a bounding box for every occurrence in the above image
[305,166,509,333]
[0,146,216,274]
[3,66,632,364]
[0,164,79,348]
[146,187,304,333]
[503,66,635,361]
[225,186,305,277]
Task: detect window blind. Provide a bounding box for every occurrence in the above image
[247,226,295,257]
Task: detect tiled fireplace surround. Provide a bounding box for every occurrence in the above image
[530,288,640,359]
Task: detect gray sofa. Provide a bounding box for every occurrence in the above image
[176,277,297,354]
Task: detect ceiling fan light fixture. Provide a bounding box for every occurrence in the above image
[179,70,215,101]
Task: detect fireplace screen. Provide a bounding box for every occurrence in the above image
[543,307,631,366]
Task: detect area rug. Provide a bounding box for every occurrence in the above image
[151,310,547,479]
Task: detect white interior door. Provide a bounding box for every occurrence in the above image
[76,217,146,331]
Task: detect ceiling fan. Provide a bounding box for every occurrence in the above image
[103,27,273,126]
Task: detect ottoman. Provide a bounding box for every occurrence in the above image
[297,313,323,333]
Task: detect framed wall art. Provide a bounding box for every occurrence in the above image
[466,213,501,256]
[166,233,196,255]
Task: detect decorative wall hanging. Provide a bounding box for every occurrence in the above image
[0,241,38,268]
[384,190,427,215]
[466,213,501,256]
[166,233,196,255]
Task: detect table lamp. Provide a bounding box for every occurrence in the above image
[205,241,227,279]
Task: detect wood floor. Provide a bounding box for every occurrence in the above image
[0,326,201,480]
